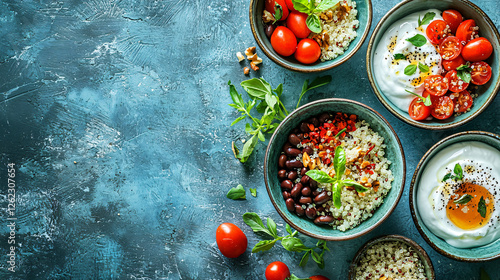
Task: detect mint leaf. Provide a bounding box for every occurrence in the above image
[306,14,322,33]
[418,62,429,73]
[406,34,427,47]
[478,196,486,218]
[305,170,336,184]
[227,184,246,199]
[252,239,277,253]
[454,163,463,180]
[418,12,436,26]
[404,64,417,75]
[250,188,257,197]
[243,212,273,236]
[453,194,473,204]
[394,53,406,60]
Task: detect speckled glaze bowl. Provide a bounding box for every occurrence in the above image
[264,98,405,240]
[348,235,435,279]
[366,0,500,130]
[410,131,500,261]
[249,0,372,72]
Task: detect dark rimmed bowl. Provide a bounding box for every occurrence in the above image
[264,98,405,240]
[249,0,372,72]
[366,0,500,130]
[348,234,435,279]
[410,131,500,261]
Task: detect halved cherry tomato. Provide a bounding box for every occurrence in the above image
[456,19,477,44]
[445,70,469,92]
[265,0,289,21]
[442,10,463,33]
[409,97,432,121]
[462,37,493,62]
[271,26,297,56]
[451,90,473,113]
[295,39,321,64]
[442,54,466,71]
[265,261,290,280]
[426,20,449,44]
[216,223,247,258]
[309,276,330,280]
[286,11,311,38]
[471,61,492,85]
[439,36,462,60]
[422,89,440,105]
[424,75,449,96]
[431,96,454,119]
[285,0,297,12]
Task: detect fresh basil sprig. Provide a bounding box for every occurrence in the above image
[404,64,417,75]
[456,64,472,83]
[442,163,463,181]
[296,76,332,108]
[406,34,427,47]
[478,196,487,218]
[418,62,429,73]
[227,184,246,200]
[453,194,473,204]
[306,146,368,209]
[418,12,436,27]
[292,0,341,33]
[405,89,432,106]
[242,212,330,269]
[393,53,406,60]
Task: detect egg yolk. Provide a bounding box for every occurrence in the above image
[446,183,494,230]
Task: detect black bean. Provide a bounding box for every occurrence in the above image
[285,147,301,157]
[288,134,301,146]
[286,159,303,169]
[282,191,291,200]
[303,146,313,155]
[287,170,298,180]
[306,207,317,219]
[301,186,311,196]
[281,180,293,190]
[291,183,303,198]
[278,169,287,179]
[300,122,310,133]
[299,196,312,204]
[286,198,295,212]
[314,215,334,225]
[300,167,308,176]
[301,175,310,185]
[314,191,331,205]
[282,142,292,153]
[279,155,287,168]
[295,204,305,216]
[309,117,319,127]
[265,24,275,38]
[310,179,318,188]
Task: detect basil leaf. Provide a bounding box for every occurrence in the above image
[272,3,283,24]
[418,62,429,73]
[454,163,463,180]
[343,179,369,193]
[306,14,322,33]
[404,64,417,75]
[332,182,342,209]
[406,34,427,47]
[456,64,471,71]
[418,12,436,26]
[291,0,311,13]
[281,236,309,252]
[405,89,432,106]
[267,217,278,238]
[335,128,347,137]
[231,115,247,126]
[453,194,473,204]
[393,53,406,60]
[334,146,346,180]
[314,0,340,12]
[240,78,272,100]
[273,83,283,97]
[296,76,332,108]
[480,268,491,280]
[265,93,278,110]
[228,81,244,107]
[286,223,293,234]
[250,188,257,197]
[299,250,310,267]
[305,170,336,184]
[442,173,452,182]
[243,212,273,236]
[457,69,472,84]
[252,239,277,253]
[238,134,258,162]
[478,196,487,218]
[311,250,324,269]
[227,184,246,199]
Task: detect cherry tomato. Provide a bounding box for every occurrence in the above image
[215,223,247,258]
[309,276,330,280]
[285,0,297,12]
[431,96,454,119]
[426,20,449,45]
[456,19,477,44]
[445,70,469,92]
[442,54,466,71]
[424,75,449,96]
[442,10,463,33]
[286,12,311,39]
[265,261,290,280]
[439,36,462,60]
[265,0,289,21]
[271,26,297,56]
[462,37,493,62]
[409,97,432,121]
[452,90,473,113]
[422,89,440,106]
[295,39,321,64]
[470,61,492,85]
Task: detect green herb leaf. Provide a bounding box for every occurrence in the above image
[238,134,258,163]
[418,12,436,26]
[453,194,473,204]
[226,184,246,200]
[296,76,332,108]
[478,196,487,218]
[332,182,342,209]
[291,0,311,13]
[228,81,244,107]
[258,130,265,141]
[252,239,277,253]
[335,128,347,138]
[480,268,491,280]
[267,217,278,238]
[418,62,429,73]
[457,65,472,84]
[442,173,452,181]
[406,34,427,47]
[243,212,273,236]
[299,250,310,267]
[306,14,322,33]
[454,163,463,180]
[456,64,471,71]
[393,53,406,60]
[305,170,336,184]
[273,83,283,97]
[343,179,369,193]
[311,250,324,268]
[334,146,346,181]
[405,89,432,106]
[240,78,272,100]
[231,115,247,126]
[272,3,283,24]
[250,188,257,197]
[404,64,417,75]
[314,0,340,12]
[286,223,293,234]
[281,236,309,252]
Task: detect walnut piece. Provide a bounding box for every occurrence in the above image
[311,30,330,51]
[245,46,256,57]
[243,67,250,75]
[262,10,275,23]
[236,52,245,62]
[250,62,259,71]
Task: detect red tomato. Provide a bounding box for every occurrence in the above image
[309,276,330,280]
[471,61,492,85]
[456,19,477,44]
[287,12,311,38]
[426,20,449,45]
[215,223,247,258]
[422,89,440,106]
[271,26,297,56]
[409,97,432,121]
[265,0,289,21]
[445,70,469,92]
[424,75,449,96]
[439,36,462,60]
[431,96,454,119]
[462,37,493,62]
[442,10,463,33]
[295,39,321,64]
[451,90,473,113]
[442,54,466,71]
[285,0,297,12]
[265,261,290,280]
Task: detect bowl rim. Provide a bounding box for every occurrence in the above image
[347,234,435,280]
[264,98,406,241]
[249,0,373,72]
[409,130,500,262]
[365,0,500,130]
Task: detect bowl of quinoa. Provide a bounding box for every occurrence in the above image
[264,99,405,240]
[349,235,435,280]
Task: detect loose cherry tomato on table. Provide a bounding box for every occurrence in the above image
[426,20,449,45]
[456,19,477,44]
[409,97,432,121]
[285,0,297,12]
[442,54,466,71]
[470,61,492,85]
[452,90,473,113]
[215,223,247,258]
[265,261,290,280]
[309,276,330,280]
[431,96,454,119]
[439,36,462,60]
[295,39,321,64]
[424,75,449,96]
[287,11,311,39]
[445,70,469,92]
[265,0,289,21]
[442,9,463,33]
[271,26,297,56]
[462,37,493,62]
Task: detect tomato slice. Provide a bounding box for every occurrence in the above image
[439,36,462,60]
[431,96,454,119]
[442,10,463,33]
[426,20,450,45]
[462,37,493,62]
[470,61,492,85]
[456,19,478,44]
[409,97,432,121]
[442,54,466,71]
[424,75,449,96]
[451,90,473,113]
[445,70,469,92]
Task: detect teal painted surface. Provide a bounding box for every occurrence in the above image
[0,0,499,279]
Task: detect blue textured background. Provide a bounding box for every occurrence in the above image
[0,0,499,279]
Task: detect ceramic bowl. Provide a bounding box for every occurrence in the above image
[249,0,372,72]
[366,0,500,130]
[410,131,500,261]
[264,98,405,240]
[348,234,435,279]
